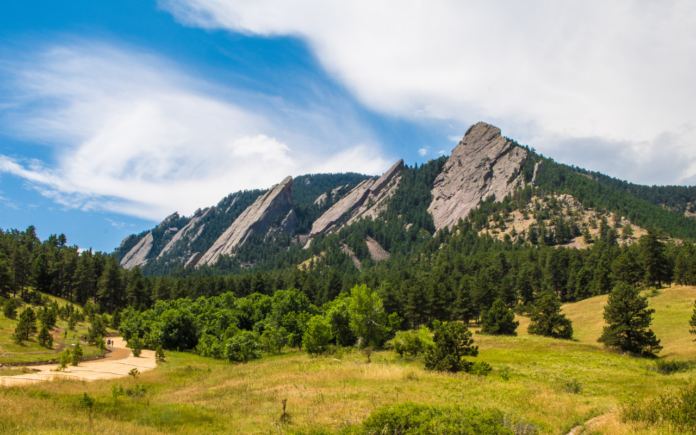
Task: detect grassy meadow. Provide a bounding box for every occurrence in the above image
[2,286,696,434]
[0,294,107,365]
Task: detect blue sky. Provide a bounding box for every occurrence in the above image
[1,1,695,252]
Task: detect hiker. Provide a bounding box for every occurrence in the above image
[64,331,67,339]
[107,339,111,347]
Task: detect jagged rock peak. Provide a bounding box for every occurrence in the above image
[428,122,527,231]
[306,160,404,243]
[198,176,293,267]
[120,232,153,270]
[157,207,214,259]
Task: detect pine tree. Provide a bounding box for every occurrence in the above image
[12,307,38,343]
[527,293,573,339]
[97,257,123,313]
[598,282,662,355]
[72,342,84,366]
[424,321,478,373]
[37,325,53,348]
[640,230,670,288]
[481,298,519,336]
[73,250,95,305]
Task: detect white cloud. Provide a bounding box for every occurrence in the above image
[0,42,392,220]
[161,0,696,185]
[418,148,428,156]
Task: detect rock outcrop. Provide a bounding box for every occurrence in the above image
[314,184,349,205]
[185,252,202,268]
[157,207,214,258]
[428,122,527,231]
[365,236,390,261]
[120,232,154,270]
[198,176,294,266]
[341,244,361,270]
[306,160,404,245]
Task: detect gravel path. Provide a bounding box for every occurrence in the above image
[0,337,156,387]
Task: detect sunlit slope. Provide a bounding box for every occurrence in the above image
[517,286,696,360]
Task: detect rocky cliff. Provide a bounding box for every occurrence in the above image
[306,160,404,246]
[120,232,154,270]
[158,207,214,259]
[198,176,294,266]
[428,122,527,230]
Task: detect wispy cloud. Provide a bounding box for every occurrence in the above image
[418,148,428,157]
[0,42,393,220]
[161,0,696,185]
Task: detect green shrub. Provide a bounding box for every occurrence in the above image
[341,402,517,435]
[655,359,692,375]
[128,337,143,357]
[225,331,262,363]
[469,361,492,376]
[561,379,582,394]
[622,384,696,432]
[393,326,433,357]
[125,383,147,398]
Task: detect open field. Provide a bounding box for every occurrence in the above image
[1,287,696,434]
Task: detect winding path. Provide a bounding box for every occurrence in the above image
[0,338,157,387]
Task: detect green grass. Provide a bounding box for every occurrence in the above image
[2,287,696,434]
[0,294,108,364]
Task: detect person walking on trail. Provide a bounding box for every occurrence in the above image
[64,331,67,339]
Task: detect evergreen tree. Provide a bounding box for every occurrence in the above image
[424,321,478,373]
[73,250,95,305]
[3,299,17,319]
[30,253,51,294]
[598,282,662,355]
[481,298,519,336]
[689,299,696,341]
[72,342,84,366]
[527,293,573,339]
[640,230,670,288]
[37,325,53,348]
[97,256,123,313]
[12,307,38,343]
[0,251,12,296]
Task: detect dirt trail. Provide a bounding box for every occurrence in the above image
[0,337,156,387]
[567,414,608,435]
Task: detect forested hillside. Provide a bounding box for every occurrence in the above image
[3,127,696,356]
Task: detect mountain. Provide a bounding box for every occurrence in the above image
[114,121,696,278]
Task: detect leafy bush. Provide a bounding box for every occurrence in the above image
[260,325,289,354]
[225,331,262,363]
[303,315,332,355]
[71,343,83,366]
[469,361,492,376]
[393,326,433,357]
[340,402,517,435]
[125,384,147,398]
[655,359,692,375]
[622,384,696,432]
[128,337,143,357]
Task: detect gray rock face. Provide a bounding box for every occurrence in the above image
[314,184,349,205]
[306,160,404,246]
[185,252,202,268]
[158,207,214,258]
[428,122,527,231]
[341,244,361,270]
[120,232,154,270]
[198,176,294,266]
[365,236,390,261]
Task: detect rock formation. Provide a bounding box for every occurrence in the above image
[185,252,202,268]
[158,207,214,258]
[120,232,154,270]
[314,184,349,205]
[198,176,294,266]
[306,160,404,245]
[365,236,390,261]
[341,244,361,270]
[428,122,527,230]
